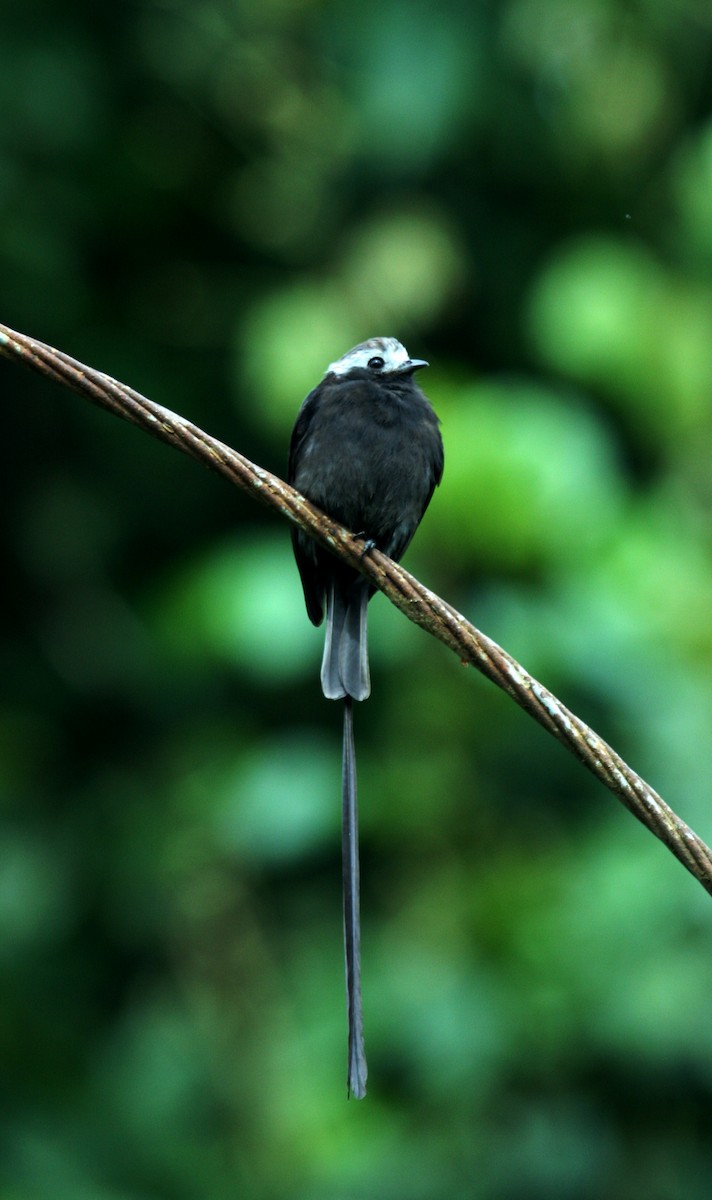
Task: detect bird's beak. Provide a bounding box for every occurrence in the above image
[405,358,428,372]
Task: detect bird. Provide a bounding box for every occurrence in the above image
[288,336,444,1099]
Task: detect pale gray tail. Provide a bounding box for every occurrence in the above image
[320,582,371,701]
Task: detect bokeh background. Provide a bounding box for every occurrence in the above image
[2,1,712,1196]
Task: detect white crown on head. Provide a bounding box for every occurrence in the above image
[327,337,414,377]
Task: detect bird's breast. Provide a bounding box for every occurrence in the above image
[291,376,441,558]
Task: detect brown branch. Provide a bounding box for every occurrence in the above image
[2,320,711,896]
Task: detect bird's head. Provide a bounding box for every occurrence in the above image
[326,337,428,380]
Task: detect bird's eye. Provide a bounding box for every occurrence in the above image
[367,356,385,370]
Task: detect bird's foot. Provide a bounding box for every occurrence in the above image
[357,537,377,560]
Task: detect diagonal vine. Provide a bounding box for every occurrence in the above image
[2,320,711,896]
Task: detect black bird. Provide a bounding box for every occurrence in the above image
[289,337,444,1099]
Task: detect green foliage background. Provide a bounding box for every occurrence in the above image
[2,1,712,1196]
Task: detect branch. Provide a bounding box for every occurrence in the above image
[2,321,711,897]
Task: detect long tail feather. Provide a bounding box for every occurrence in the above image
[342,696,367,1099]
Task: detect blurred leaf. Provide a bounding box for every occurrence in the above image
[155,534,314,682]
[433,377,625,567]
[528,238,712,442]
